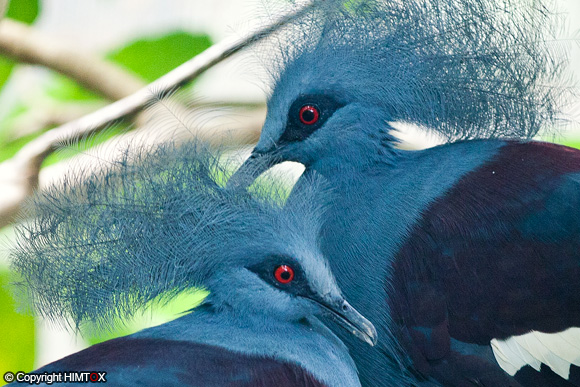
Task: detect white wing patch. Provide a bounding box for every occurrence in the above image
[491,328,580,379]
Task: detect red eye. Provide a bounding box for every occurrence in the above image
[299,105,320,125]
[274,265,295,284]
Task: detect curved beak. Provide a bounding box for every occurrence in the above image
[226,151,278,190]
[312,297,378,347]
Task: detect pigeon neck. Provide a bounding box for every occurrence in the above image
[135,306,360,387]
[309,127,399,175]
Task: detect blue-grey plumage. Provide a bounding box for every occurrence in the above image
[230,0,577,386]
[10,141,378,387]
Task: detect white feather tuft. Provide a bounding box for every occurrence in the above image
[491,328,580,379]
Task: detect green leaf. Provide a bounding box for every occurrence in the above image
[562,141,580,150]
[107,31,212,82]
[0,269,35,373]
[6,0,39,24]
[0,131,43,163]
[0,56,15,92]
[86,289,208,346]
[45,74,103,102]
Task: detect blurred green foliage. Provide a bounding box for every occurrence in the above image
[0,56,15,96]
[0,103,34,163]
[6,0,39,24]
[0,269,35,377]
[0,29,212,165]
[108,32,212,82]
[45,74,103,102]
[85,290,209,346]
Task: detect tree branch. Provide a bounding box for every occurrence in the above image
[0,18,145,100]
[0,1,316,228]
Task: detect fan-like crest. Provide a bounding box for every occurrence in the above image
[11,141,325,331]
[263,0,572,140]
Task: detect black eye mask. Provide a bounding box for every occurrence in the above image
[278,94,345,144]
[247,256,317,299]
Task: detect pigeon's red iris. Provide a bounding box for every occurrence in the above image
[299,105,320,125]
[274,265,295,284]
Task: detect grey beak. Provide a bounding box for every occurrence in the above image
[226,151,277,190]
[315,298,378,347]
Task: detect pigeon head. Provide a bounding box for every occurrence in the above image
[11,140,376,345]
[200,169,376,345]
[229,0,566,185]
[208,236,377,345]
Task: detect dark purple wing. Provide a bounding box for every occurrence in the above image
[390,141,580,385]
[39,337,328,387]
